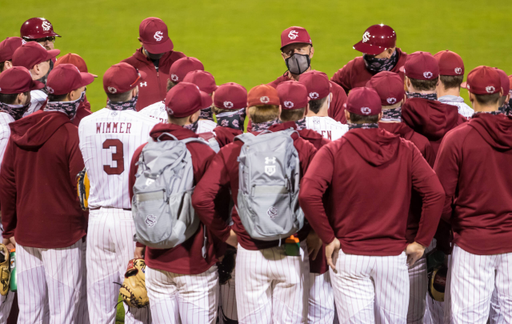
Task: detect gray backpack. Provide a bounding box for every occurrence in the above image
[132,133,206,249]
[236,129,304,242]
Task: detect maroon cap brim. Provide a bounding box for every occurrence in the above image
[199,91,213,110]
[79,72,96,88]
[353,41,386,55]
[30,80,45,91]
[280,41,312,51]
[143,38,174,54]
[45,49,60,61]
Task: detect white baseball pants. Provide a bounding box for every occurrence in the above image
[219,267,238,323]
[330,250,410,324]
[308,271,337,324]
[146,264,219,324]
[86,208,150,324]
[0,291,14,324]
[407,255,428,324]
[235,242,310,324]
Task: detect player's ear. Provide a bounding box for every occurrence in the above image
[309,46,314,59]
[344,110,351,123]
[377,112,383,122]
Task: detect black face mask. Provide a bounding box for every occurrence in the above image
[285,53,311,75]
[363,49,398,75]
[144,48,164,61]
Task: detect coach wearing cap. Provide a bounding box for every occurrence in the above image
[122,17,186,111]
[20,17,60,51]
[0,37,24,73]
[332,24,407,93]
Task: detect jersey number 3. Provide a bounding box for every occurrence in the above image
[103,139,124,175]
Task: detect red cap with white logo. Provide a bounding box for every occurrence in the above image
[165,82,212,118]
[0,66,44,94]
[434,50,464,76]
[103,62,146,95]
[277,81,308,110]
[353,24,396,55]
[12,42,60,70]
[183,70,217,94]
[280,26,312,50]
[247,84,280,107]
[46,64,95,96]
[298,70,330,100]
[213,82,247,110]
[139,17,174,54]
[494,68,510,96]
[20,17,60,40]
[464,66,501,95]
[345,87,382,116]
[0,37,24,62]
[169,57,204,84]
[402,51,439,81]
[366,71,405,106]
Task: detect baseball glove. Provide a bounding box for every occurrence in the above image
[76,168,90,211]
[119,258,149,308]
[218,247,236,285]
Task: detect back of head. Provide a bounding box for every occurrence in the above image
[183,70,216,95]
[103,62,145,103]
[169,57,204,85]
[403,51,439,91]
[277,81,308,122]
[247,85,280,124]
[55,53,88,73]
[345,87,382,124]
[434,50,464,90]
[212,82,247,115]
[165,82,212,125]
[465,66,502,107]
[298,71,330,114]
[366,71,405,108]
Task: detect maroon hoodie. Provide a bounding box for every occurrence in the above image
[299,128,445,255]
[402,98,467,156]
[0,111,86,248]
[122,48,186,111]
[434,113,512,255]
[198,126,243,149]
[331,48,407,93]
[128,123,219,274]
[276,121,331,150]
[192,126,317,251]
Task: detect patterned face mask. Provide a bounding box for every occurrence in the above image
[295,117,306,130]
[183,119,199,133]
[498,101,511,116]
[251,117,281,132]
[216,108,246,130]
[45,91,85,120]
[363,50,398,74]
[381,106,402,122]
[107,94,138,111]
[0,100,30,120]
[200,107,214,121]
[348,123,379,130]
[406,92,438,101]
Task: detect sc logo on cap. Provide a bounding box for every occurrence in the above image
[361,107,372,115]
[454,67,463,75]
[486,86,496,93]
[223,101,234,109]
[42,21,52,32]
[260,96,270,104]
[46,86,54,94]
[309,92,319,100]
[288,30,299,40]
[170,74,179,82]
[362,31,371,43]
[108,86,117,94]
[387,97,397,105]
[423,72,433,79]
[284,101,294,108]
[154,31,164,42]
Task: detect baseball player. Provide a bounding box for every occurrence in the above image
[0,37,24,73]
[434,50,474,118]
[434,66,512,324]
[122,17,186,110]
[193,84,317,324]
[167,56,204,89]
[298,71,349,141]
[299,87,445,323]
[268,26,348,123]
[183,70,218,123]
[78,63,156,324]
[20,17,60,51]
[494,68,510,116]
[331,24,407,93]
[0,63,94,324]
[128,82,220,324]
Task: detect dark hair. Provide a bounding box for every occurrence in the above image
[107,90,132,102]
[309,96,327,114]
[48,93,68,102]
[0,93,20,104]
[474,93,500,105]
[167,79,176,92]
[280,108,305,122]
[0,61,5,73]
[349,112,379,124]
[409,77,438,91]
[439,75,464,89]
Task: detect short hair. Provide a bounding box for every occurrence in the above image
[168,115,189,126]
[107,90,132,102]
[167,79,176,92]
[48,93,68,102]
[499,95,508,107]
[212,106,235,115]
[0,92,25,104]
[409,77,438,91]
[247,105,280,123]
[280,108,305,122]
[0,62,5,73]
[473,93,500,106]
[349,112,379,124]
[309,96,327,114]
[439,75,464,90]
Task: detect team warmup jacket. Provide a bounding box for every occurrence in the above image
[0,111,86,248]
[434,113,512,255]
[192,124,317,251]
[128,123,219,275]
[122,47,186,111]
[299,128,445,256]
[198,126,243,149]
[331,48,408,93]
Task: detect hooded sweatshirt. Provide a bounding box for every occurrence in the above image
[402,97,467,156]
[122,47,186,111]
[0,111,86,248]
[198,125,243,151]
[434,113,512,255]
[299,128,444,255]
[274,121,330,150]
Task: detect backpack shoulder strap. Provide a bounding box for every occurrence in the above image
[235,132,256,144]
[181,137,209,145]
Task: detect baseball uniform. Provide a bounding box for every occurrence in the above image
[437,95,474,119]
[22,89,47,117]
[78,107,157,324]
[305,116,348,141]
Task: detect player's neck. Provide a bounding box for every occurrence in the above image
[473,102,499,113]
[437,85,460,98]
[306,109,328,118]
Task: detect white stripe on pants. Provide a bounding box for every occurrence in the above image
[308,271,336,324]
[86,208,149,324]
[330,250,409,324]
[235,242,310,324]
[407,255,428,324]
[17,239,84,324]
[219,267,238,323]
[450,244,512,324]
[0,291,14,324]
[146,264,219,324]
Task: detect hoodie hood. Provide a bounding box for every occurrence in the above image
[344,128,400,166]
[469,113,512,150]
[10,111,70,150]
[213,126,242,148]
[149,123,197,141]
[402,98,466,141]
[379,122,416,141]
[269,121,328,150]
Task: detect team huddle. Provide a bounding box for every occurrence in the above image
[0,16,511,324]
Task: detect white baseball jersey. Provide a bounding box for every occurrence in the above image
[78,108,158,209]
[23,89,47,117]
[438,95,474,118]
[305,116,348,141]
[0,112,14,171]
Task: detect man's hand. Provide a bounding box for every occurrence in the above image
[306,231,323,261]
[325,238,341,273]
[405,242,426,267]
[225,230,238,248]
[2,237,14,251]
[134,246,145,259]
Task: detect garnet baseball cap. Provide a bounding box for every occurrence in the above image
[248,85,280,107]
[366,71,405,106]
[0,37,25,62]
[169,57,204,83]
[46,64,95,96]
[20,18,60,39]
[139,17,174,54]
[353,24,396,55]
[0,66,44,94]
[434,50,464,76]
[463,66,501,95]
[213,82,247,110]
[345,87,382,116]
[103,62,146,95]
[280,26,312,50]
[277,81,308,110]
[495,68,510,96]
[183,70,217,94]
[298,70,330,100]
[12,42,60,69]
[402,51,439,81]
[165,82,212,118]
[55,53,89,73]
